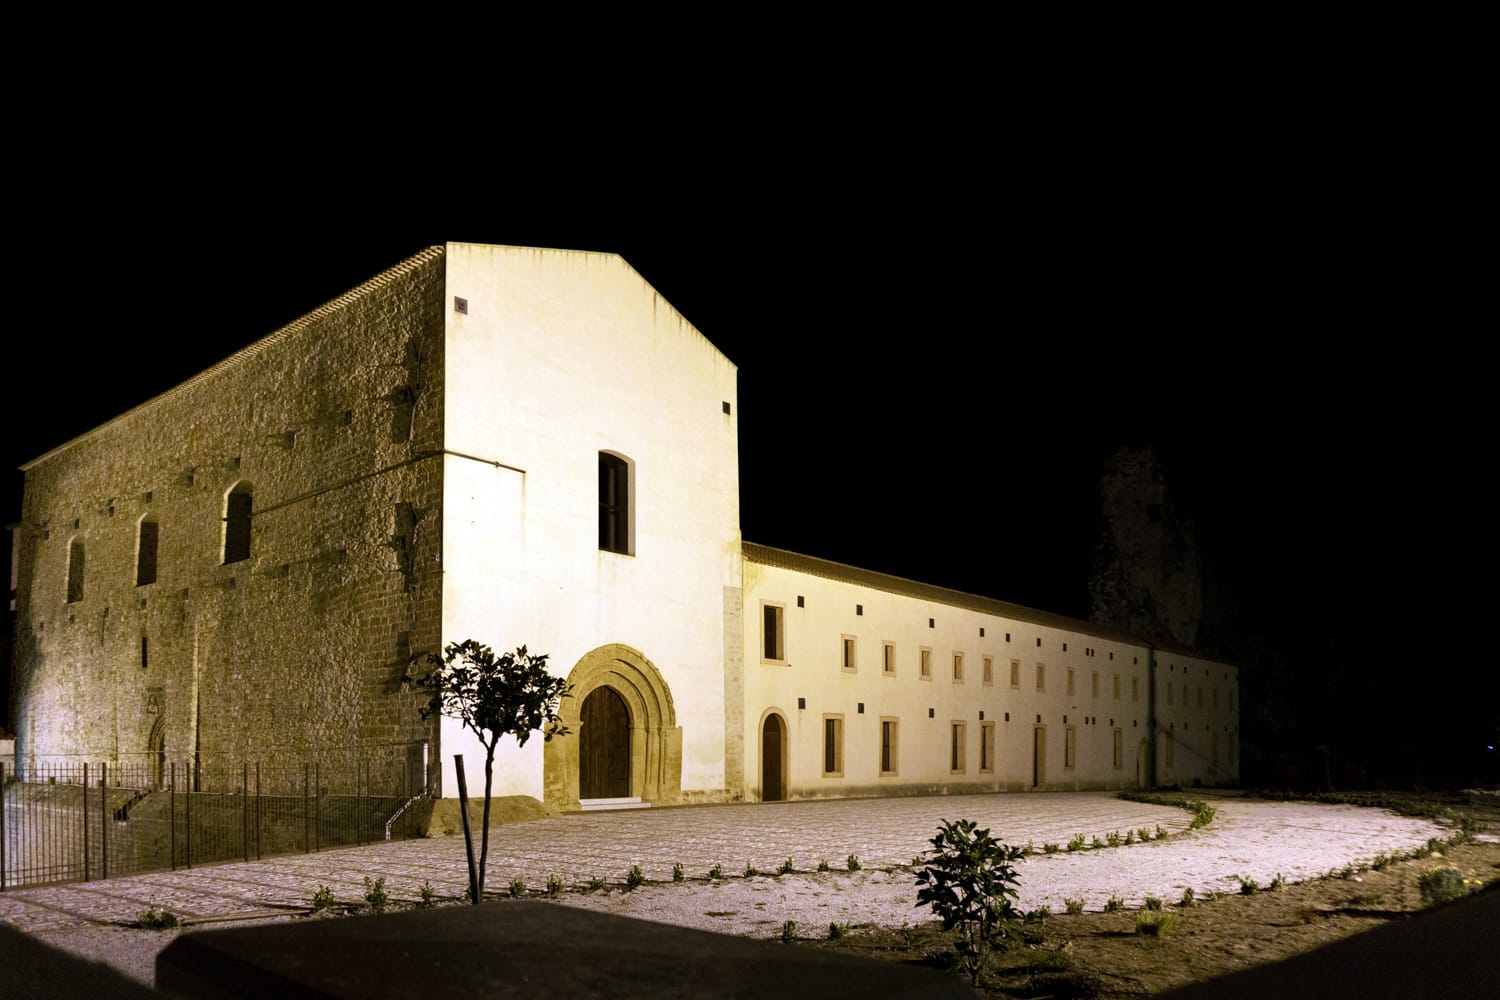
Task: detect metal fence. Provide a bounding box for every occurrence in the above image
[0,744,429,891]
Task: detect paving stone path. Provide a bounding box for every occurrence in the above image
[0,791,1449,941]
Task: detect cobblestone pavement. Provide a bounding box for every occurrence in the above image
[0,791,1449,940]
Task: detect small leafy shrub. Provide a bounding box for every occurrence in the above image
[1043,842,1061,854]
[1238,876,1258,895]
[1156,824,1168,840]
[780,920,798,942]
[1091,835,1106,849]
[1067,833,1086,852]
[546,873,563,897]
[138,905,179,929]
[672,862,684,883]
[1104,894,1124,912]
[1418,866,1473,906]
[914,818,1026,987]
[626,865,645,889]
[588,875,606,891]
[1139,827,1153,843]
[846,854,862,872]
[817,859,830,872]
[1137,910,1178,936]
[364,876,388,913]
[1025,905,1051,922]
[312,885,336,912]
[1123,830,1135,845]
[1024,839,1036,855]
[1371,851,1392,870]
[778,857,795,875]
[508,878,526,898]
[708,864,723,880]
[744,862,759,878]
[1030,948,1072,972]
[1179,887,1195,907]
[1191,802,1217,829]
[1269,874,1285,891]
[1142,895,1162,911]
[1064,897,1085,916]
[1337,865,1356,880]
[1106,831,1122,848]
[828,921,849,939]
[418,881,438,908]
[1425,837,1446,857]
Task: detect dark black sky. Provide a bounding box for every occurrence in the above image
[6,37,1492,774]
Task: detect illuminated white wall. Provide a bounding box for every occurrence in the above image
[437,244,741,801]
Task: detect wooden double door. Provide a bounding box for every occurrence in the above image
[579,686,631,799]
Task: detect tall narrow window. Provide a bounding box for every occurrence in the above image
[920,647,932,679]
[1010,659,1021,689]
[66,538,85,603]
[822,715,844,776]
[136,516,159,586]
[883,642,896,675]
[841,635,857,672]
[952,653,964,682]
[950,722,966,773]
[1113,674,1121,700]
[1064,726,1077,769]
[598,452,631,554]
[982,656,993,685]
[1091,671,1099,698]
[223,482,253,564]
[1067,667,1075,696]
[1036,663,1045,691]
[880,718,899,775]
[762,603,785,662]
[1132,676,1140,702]
[980,722,995,773]
[1113,728,1123,769]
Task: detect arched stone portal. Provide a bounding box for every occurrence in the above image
[544,644,682,811]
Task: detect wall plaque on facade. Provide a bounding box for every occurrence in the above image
[146,687,164,715]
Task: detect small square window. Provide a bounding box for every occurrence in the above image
[856,604,863,616]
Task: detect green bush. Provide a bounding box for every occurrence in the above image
[1106,831,1122,847]
[817,859,830,872]
[672,862,684,883]
[1142,895,1162,911]
[1064,897,1084,915]
[1104,894,1124,912]
[708,864,723,880]
[1179,887,1195,907]
[138,905,179,929]
[588,875,606,891]
[914,818,1026,986]
[546,873,563,896]
[418,881,438,908]
[1138,827,1153,843]
[1043,842,1061,854]
[312,885,336,912]
[363,877,388,913]
[626,865,645,889]
[744,862,759,878]
[828,922,849,939]
[1269,874,1285,891]
[778,857,795,875]
[1237,876,1257,895]
[846,854,862,872]
[1067,833,1086,852]
[1137,910,1178,936]
[508,878,526,898]
[1418,866,1474,907]
[1123,830,1135,845]
[780,920,798,942]
[1025,905,1051,922]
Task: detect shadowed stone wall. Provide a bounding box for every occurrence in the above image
[11,249,447,783]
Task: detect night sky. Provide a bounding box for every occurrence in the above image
[6,56,1491,782]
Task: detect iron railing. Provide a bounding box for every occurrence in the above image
[0,743,428,891]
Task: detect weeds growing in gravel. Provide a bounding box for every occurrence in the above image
[672,863,684,883]
[547,873,563,896]
[828,922,849,939]
[508,878,526,898]
[1067,833,1086,852]
[626,865,645,889]
[363,877,388,913]
[1142,895,1162,911]
[708,864,723,880]
[778,857,795,875]
[1179,887,1195,907]
[1269,874,1285,891]
[1106,831,1122,847]
[312,885,336,912]
[781,920,798,942]
[137,905,179,929]
[744,862,759,878]
[846,854,862,872]
[1237,876,1258,895]
[817,859,830,872]
[418,882,438,908]
[588,875,606,891]
[1104,894,1125,912]
[1043,842,1061,854]
[1064,898,1085,915]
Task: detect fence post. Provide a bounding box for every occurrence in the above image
[185,760,192,869]
[242,762,249,863]
[255,762,262,860]
[82,763,90,883]
[1,762,7,891]
[100,762,108,881]
[314,763,321,853]
[303,763,310,854]
[170,762,176,871]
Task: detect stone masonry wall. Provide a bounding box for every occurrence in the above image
[11,248,447,792]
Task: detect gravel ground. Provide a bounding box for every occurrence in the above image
[3,792,1455,989]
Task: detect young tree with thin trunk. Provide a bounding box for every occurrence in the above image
[408,641,572,903]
